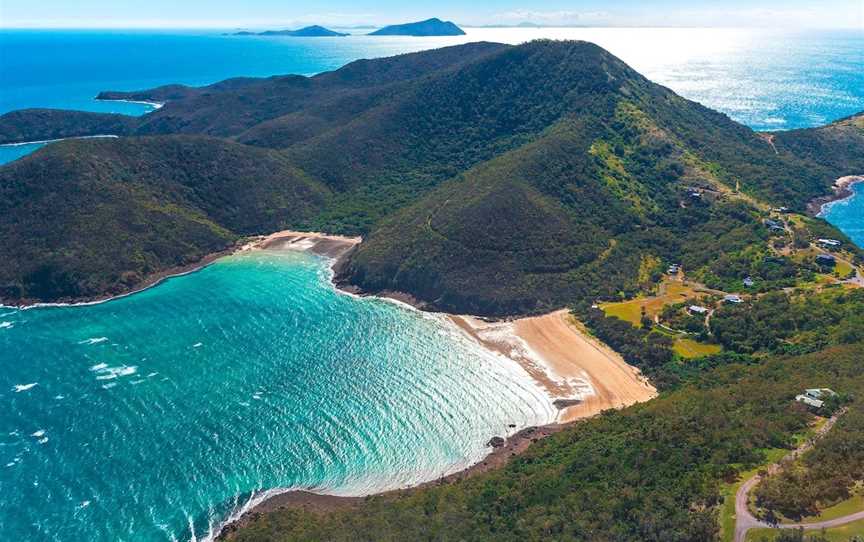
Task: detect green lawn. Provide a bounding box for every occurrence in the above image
[674,338,722,358]
[746,517,864,541]
[601,281,703,327]
[835,260,854,280]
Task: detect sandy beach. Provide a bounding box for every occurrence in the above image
[241,229,361,260]
[252,233,657,422]
[216,306,656,540]
[450,310,657,423]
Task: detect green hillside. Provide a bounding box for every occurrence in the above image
[0,40,861,312]
[0,136,328,302]
[2,38,864,542]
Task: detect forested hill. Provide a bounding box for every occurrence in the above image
[0,40,863,307]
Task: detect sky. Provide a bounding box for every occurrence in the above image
[0,0,862,29]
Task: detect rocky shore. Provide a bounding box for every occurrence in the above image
[808,175,864,216]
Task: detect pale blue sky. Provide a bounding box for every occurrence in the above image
[1,0,861,28]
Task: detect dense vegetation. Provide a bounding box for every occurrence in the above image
[2,39,863,541]
[711,289,864,355]
[0,136,328,301]
[754,406,864,521]
[1,41,861,307]
[0,108,137,144]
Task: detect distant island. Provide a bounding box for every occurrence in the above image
[368,17,465,36]
[232,25,348,37]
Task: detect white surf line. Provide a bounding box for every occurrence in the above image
[94,97,164,109]
[0,134,120,147]
[817,174,864,217]
[0,259,221,311]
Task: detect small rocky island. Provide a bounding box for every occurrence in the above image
[368,17,465,36]
[233,25,348,37]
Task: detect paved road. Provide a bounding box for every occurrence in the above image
[733,410,859,542]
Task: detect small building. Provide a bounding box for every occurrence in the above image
[688,305,709,315]
[743,277,755,287]
[795,394,824,409]
[817,238,842,248]
[667,264,680,274]
[763,219,785,233]
[772,206,791,213]
[795,388,837,410]
[723,294,743,304]
[816,254,836,267]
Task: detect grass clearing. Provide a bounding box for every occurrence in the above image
[601,280,705,327]
[746,517,864,541]
[674,338,722,358]
[835,259,854,279]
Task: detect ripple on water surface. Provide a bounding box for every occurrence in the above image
[0,250,554,541]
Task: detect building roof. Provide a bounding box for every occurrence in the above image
[796,395,824,408]
[805,388,836,399]
[723,294,743,303]
[688,305,709,314]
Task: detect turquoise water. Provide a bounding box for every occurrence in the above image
[2,27,864,541]
[0,250,554,541]
[820,182,864,247]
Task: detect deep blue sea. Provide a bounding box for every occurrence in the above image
[1,27,863,542]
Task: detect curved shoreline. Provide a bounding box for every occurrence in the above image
[4,229,655,542]
[207,233,656,541]
[215,423,570,540]
[809,175,864,217]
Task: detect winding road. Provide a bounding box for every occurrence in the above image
[733,410,861,542]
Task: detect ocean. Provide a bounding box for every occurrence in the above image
[1,27,863,542]
[820,181,864,247]
[0,250,554,541]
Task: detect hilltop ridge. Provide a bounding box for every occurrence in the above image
[0,40,861,308]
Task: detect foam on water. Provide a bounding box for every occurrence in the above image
[13,383,37,392]
[79,337,109,345]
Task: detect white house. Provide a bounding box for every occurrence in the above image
[688,305,709,315]
[795,388,837,409]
